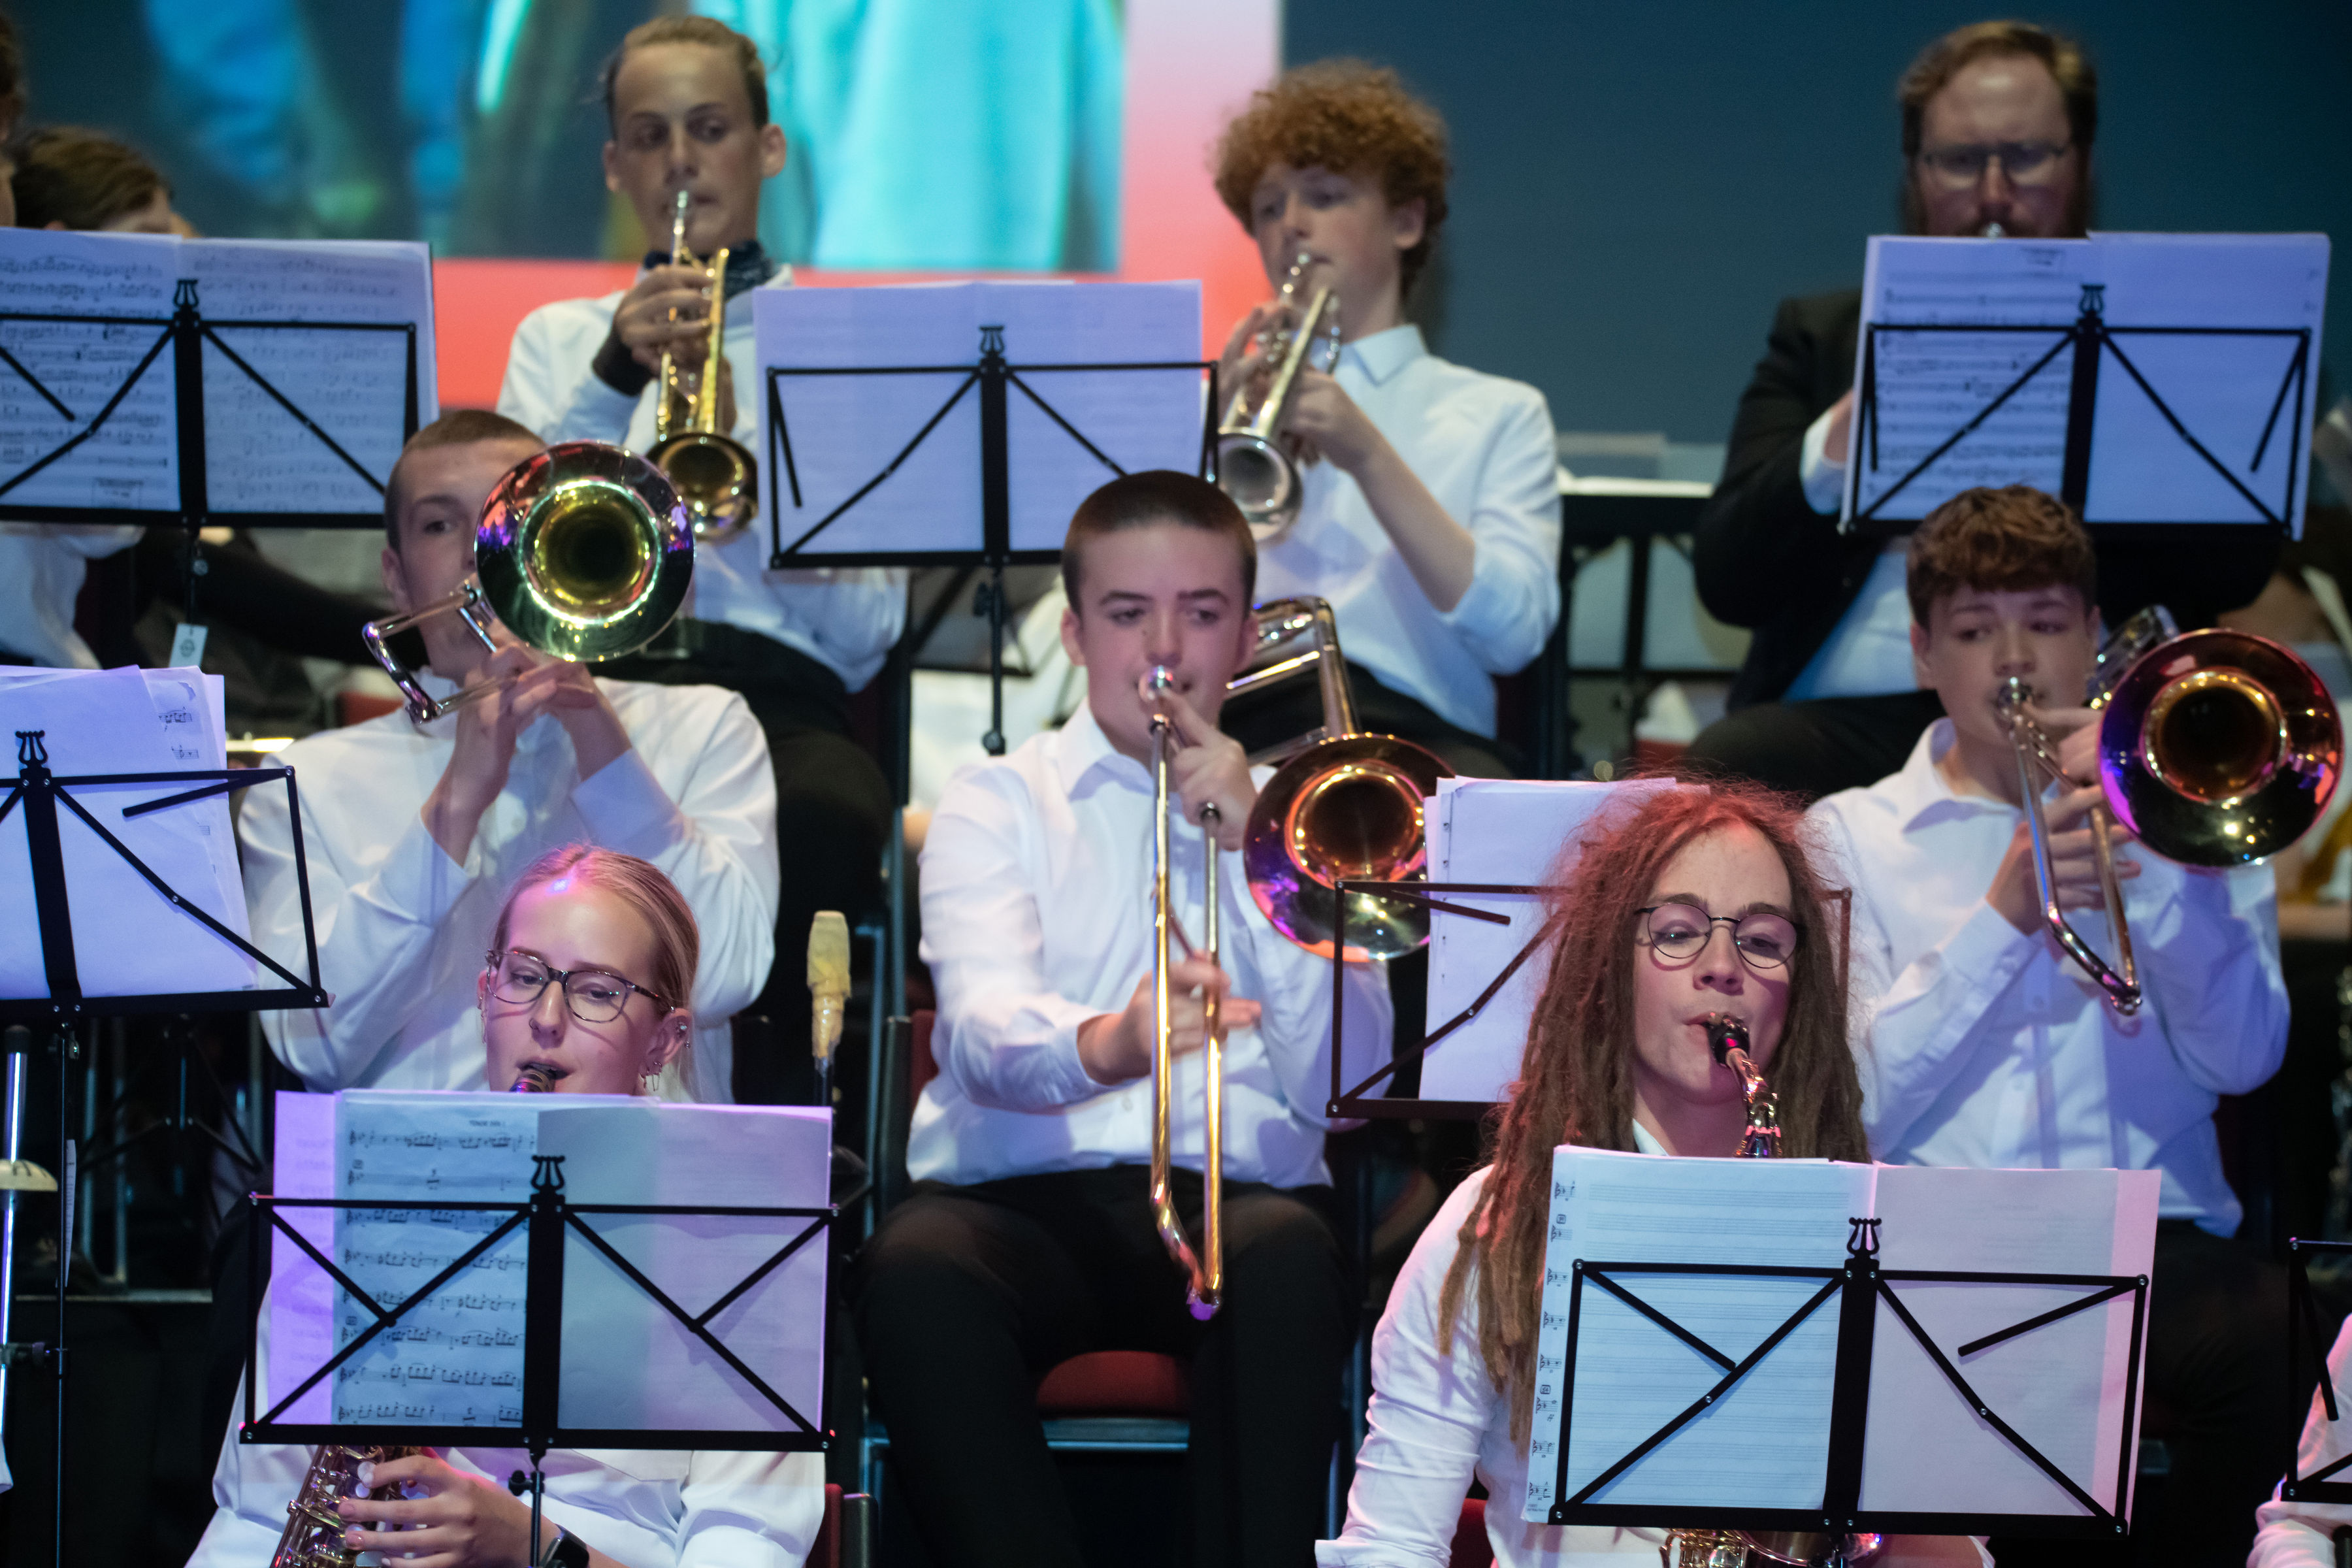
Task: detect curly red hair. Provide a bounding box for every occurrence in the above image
[1212,59,1450,296]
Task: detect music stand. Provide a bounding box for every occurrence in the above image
[2283,1237,2352,1505]
[1,725,329,1567]
[1544,1216,2150,1538]
[244,1154,836,1567]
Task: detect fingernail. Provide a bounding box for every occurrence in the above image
[356,1460,375,1486]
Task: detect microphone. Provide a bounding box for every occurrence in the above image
[808,911,851,1110]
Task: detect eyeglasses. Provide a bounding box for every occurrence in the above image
[1637,904,1802,971]
[485,950,670,1023]
[1915,140,2072,189]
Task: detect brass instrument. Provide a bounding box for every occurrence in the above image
[1999,606,2343,1015]
[1663,1019,1880,1568]
[1215,250,1341,545]
[1234,598,1452,960]
[363,440,694,723]
[649,188,759,544]
[272,1442,426,1567]
[1146,665,1223,1319]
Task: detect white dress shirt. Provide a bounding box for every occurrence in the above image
[188,1302,820,1568]
[0,522,142,666]
[1781,409,1915,702]
[913,702,1391,1188]
[1809,719,2289,1234]
[237,675,778,1103]
[1316,1148,1669,1568]
[2251,1312,2352,1568]
[1257,325,1560,739]
[495,283,906,693]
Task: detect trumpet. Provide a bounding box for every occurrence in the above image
[1235,598,1452,959]
[1215,251,1341,545]
[648,188,759,544]
[1999,607,2344,1016]
[362,440,693,724]
[1662,1019,1882,1568]
[1145,666,1223,1319]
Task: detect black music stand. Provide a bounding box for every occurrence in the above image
[244,1154,836,1567]
[1850,281,2313,534]
[1545,1218,2150,1539]
[2284,1237,2352,1505]
[1,725,329,1567]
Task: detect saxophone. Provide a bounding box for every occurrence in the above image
[1659,1018,1880,1568]
[272,1443,428,1567]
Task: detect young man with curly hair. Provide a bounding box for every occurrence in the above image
[1210,60,1560,778]
[1810,485,2291,1567]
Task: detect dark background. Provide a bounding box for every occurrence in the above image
[1286,0,2352,446]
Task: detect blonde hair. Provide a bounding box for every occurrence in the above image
[489,845,700,1100]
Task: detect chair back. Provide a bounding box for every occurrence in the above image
[1451,1497,1493,1568]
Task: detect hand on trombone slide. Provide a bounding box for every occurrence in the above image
[1985,703,2140,935]
[1077,956,1263,1087]
[1141,677,1256,851]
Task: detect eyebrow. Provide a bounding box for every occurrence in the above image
[1095,587,1232,608]
[1653,892,1796,921]
[624,103,730,123]
[505,947,629,977]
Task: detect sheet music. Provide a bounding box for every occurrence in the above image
[541,1102,832,1435]
[329,1092,566,1427]
[265,1089,336,1424]
[1846,233,2329,532]
[0,664,258,1000]
[1526,1149,1874,1520]
[0,229,434,519]
[0,229,180,514]
[1861,1166,2159,1518]
[754,279,1200,557]
[1423,779,1676,1103]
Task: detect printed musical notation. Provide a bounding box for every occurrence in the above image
[0,229,435,519]
[332,1095,538,1429]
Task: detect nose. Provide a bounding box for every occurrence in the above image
[1142,606,1184,670]
[1976,156,2017,212]
[1993,621,2035,676]
[1693,923,1746,993]
[665,124,700,182]
[529,981,570,1044]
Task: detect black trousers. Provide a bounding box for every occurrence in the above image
[853,1166,1351,1568]
[1991,1220,2293,1568]
[597,621,891,1105]
[1682,689,1944,802]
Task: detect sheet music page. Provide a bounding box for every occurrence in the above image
[265,1089,337,1424]
[1861,1165,2159,1520]
[1847,233,2330,531]
[190,239,435,517]
[0,228,181,514]
[0,665,259,999]
[1423,779,1673,1103]
[754,279,1199,557]
[139,666,246,946]
[1525,1148,1876,1522]
[539,1102,833,1435]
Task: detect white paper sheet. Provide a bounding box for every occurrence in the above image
[0,229,435,519]
[1846,233,2329,533]
[1422,779,1676,1103]
[264,1089,336,1425]
[540,1102,832,1436]
[1527,1149,1874,1520]
[754,280,1201,557]
[0,665,259,1000]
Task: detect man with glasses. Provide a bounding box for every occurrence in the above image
[1686,20,2279,800]
[236,410,781,1102]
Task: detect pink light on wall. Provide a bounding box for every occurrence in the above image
[434,0,1277,409]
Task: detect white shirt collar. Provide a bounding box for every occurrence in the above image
[1340,323,1427,387]
[1630,1122,1667,1156]
[1880,717,2024,832]
[1048,702,1147,796]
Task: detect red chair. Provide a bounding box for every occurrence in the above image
[1451,1497,1494,1568]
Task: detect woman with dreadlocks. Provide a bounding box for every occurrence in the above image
[1316,782,1870,1566]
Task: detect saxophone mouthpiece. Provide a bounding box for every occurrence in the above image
[511,1064,559,1094]
[1702,1013,1749,1067]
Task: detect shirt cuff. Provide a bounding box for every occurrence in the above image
[1799,406,1847,515]
[591,327,656,398]
[570,746,690,860]
[1433,537,1515,639]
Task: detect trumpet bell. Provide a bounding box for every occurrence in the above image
[2099,628,2342,866]
[476,440,693,664]
[1243,734,1450,960]
[648,428,759,544]
[1216,431,1302,540]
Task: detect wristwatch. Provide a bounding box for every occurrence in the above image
[544,1526,589,1568]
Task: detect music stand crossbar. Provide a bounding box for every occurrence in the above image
[2285,1238,2352,1502]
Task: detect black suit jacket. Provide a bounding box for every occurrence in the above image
[1693,287,2283,709]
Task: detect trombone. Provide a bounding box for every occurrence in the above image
[1215,251,1341,546]
[1234,598,1453,960]
[2001,606,2343,1015]
[362,441,694,723]
[1145,665,1222,1318]
[648,188,760,544]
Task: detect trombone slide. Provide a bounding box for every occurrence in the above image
[1147,672,1222,1319]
